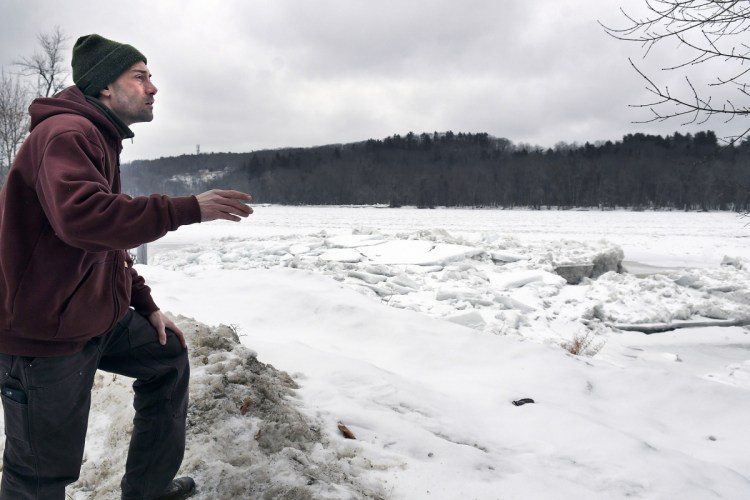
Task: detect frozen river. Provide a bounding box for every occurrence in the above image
[151,206,749,269]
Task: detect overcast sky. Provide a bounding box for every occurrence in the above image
[0,0,743,163]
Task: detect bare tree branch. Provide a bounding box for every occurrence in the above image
[602,1,750,142]
[14,26,69,98]
[1,27,68,183]
[0,71,30,181]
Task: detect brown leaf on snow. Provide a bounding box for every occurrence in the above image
[240,396,252,415]
[337,421,356,440]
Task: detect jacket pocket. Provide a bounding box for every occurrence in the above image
[55,259,116,339]
[11,228,116,340]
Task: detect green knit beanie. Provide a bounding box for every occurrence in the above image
[72,34,147,97]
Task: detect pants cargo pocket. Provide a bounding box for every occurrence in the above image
[1,386,31,451]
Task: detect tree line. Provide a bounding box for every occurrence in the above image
[122,130,750,211]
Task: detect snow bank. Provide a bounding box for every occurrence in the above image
[137,266,750,500]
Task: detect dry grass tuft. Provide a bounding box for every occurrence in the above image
[563,331,606,357]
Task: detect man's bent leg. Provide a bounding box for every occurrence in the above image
[0,342,100,500]
[97,310,189,500]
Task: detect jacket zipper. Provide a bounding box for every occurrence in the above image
[109,251,122,331]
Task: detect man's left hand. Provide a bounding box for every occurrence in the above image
[148,310,187,348]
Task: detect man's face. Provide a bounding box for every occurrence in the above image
[100,61,158,126]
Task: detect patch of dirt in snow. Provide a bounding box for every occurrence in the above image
[66,316,387,500]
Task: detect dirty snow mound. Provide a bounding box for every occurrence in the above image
[66,316,385,500]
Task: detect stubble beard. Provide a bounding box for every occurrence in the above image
[119,104,154,125]
[108,89,154,125]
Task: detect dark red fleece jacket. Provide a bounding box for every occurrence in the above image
[0,86,202,356]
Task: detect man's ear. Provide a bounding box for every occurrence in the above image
[99,86,112,98]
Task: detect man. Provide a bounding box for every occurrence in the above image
[0,34,252,499]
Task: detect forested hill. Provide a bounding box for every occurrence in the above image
[121,131,750,211]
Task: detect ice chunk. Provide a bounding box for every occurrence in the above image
[553,247,624,284]
[494,310,525,331]
[197,252,222,265]
[384,282,415,295]
[436,287,481,301]
[359,240,483,266]
[364,264,394,277]
[494,294,536,312]
[446,311,486,329]
[391,274,420,290]
[721,256,749,270]
[674,274,701,288]
[319,249,362,263]
[491,271,544,289]
[347,271,387,284]
[591,246,625,278]
[490,251,527,263]
[325,234,385,248]
[554,264,595,285]
[288,244,311,255]
[405,265,444,274]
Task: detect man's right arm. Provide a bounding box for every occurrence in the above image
[35,132,252,252]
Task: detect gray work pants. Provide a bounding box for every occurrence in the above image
[0,309,190,500]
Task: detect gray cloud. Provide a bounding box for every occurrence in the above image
[1,0,743,163]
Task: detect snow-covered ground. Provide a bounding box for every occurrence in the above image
[7,206,750,499]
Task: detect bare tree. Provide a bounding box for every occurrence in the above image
[0,71,30,181]
[602,1,750,143]
[15,25,69,98]
[1,27,67,183]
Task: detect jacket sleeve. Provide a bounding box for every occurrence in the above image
[34,130,202,252]
[126,252,159,316]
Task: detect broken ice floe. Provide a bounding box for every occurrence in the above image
[721,255,750,271]
[319,248,362,263]
[553,246,625,284]
[358,240,484,266]
[148,229,750,338]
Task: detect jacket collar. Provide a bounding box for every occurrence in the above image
[29,86,133,145]
[84,96,135,140]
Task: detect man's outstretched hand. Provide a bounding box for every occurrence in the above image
[195,189,253,222]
